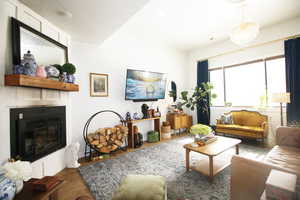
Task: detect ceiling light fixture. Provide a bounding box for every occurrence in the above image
[229,3,259,45]
[57,10,73,18]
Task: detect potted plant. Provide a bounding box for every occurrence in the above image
[61,63,76,83]
[179,82,217,122]
[190,124,213,141]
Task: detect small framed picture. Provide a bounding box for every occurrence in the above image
[90,73,108,97]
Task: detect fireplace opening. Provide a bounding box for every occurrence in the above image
[10,106,66,162]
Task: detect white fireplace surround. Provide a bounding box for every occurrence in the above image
[0,0,72,178]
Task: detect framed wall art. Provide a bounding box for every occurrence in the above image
[90,73,108,97]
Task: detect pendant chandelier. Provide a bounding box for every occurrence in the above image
[229,1,260,45]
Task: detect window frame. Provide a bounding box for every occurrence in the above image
[209,55,285,107]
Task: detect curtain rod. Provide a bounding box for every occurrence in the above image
[197,33,300,62]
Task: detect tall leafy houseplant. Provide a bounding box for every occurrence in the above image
[179,82,217,119]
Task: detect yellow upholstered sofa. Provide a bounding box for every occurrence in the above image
[216,110,268,140]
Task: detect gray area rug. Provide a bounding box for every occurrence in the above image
[78,137,269,200]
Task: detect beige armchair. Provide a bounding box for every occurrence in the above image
[230,126,300,200]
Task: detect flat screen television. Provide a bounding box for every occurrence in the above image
[125,69,167,101]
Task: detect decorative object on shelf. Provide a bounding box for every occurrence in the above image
[229,2,260,45]
[62,63,76,83]
[59,72,68,82]
[1,160,32,196]
[53,64,62,74]
[13,65,25,75]
[133,126,143,148]
[83,110,127,160]
[147,131,159,143]
[161,122,171,139]
[65,142,80,168]
[272,92,290,126]
[148,109,155,118]
[141,104,149,119]
[36,65,47,78]
[190,124,213,142]
[154,107,161,117]
[169,81,177,102]
[20,51,37,76]
[45,65,60,78]
[0,172,16,200]
[132,112,140,120]
[90,73,108,97]
[125,112,132,121]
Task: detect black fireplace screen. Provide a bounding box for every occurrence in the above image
[10,106,66,162]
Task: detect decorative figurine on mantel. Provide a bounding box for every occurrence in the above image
[13,50,37,76]
[141,104,149,119]
[36,65,47,78]
[65,142,80,168]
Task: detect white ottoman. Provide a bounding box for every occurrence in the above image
[112,175,167,200]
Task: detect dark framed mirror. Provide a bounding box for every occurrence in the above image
[11,17,68,66]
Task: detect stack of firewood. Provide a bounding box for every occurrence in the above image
[87,125,128,153]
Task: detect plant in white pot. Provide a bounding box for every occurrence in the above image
[1,160,32,198]
[190,124,213,141]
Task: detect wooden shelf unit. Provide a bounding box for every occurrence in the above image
[5,74,79,91]
[126,117,161,148]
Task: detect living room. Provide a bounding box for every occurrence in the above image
[0,0,299,200]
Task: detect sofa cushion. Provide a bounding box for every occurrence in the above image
[264,145,300,175]
[216,124,264,133]
[112,175,166,200]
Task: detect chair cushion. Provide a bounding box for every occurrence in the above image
[112,175,166,200]
[264,145,300,175]
[216,124,264,133]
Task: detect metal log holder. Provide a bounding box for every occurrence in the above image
[83,110,127,161]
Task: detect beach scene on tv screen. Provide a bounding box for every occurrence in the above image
[126,70,167,100]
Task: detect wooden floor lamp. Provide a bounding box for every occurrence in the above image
[272,93,290,126]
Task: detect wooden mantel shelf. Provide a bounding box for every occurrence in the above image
[5,74,79,91]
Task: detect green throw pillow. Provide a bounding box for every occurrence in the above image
[112,175,166,200]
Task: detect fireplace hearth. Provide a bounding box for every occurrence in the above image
[10,106,66,162]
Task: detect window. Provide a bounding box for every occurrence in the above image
[225,61,265,106]
[210,69,224,106]
[209,56,286,107]
[266,58,286,106]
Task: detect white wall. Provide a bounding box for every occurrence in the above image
[1,0,188,176]
[70,30,188,157]
[186,17,300,145]
[0,0,71,178]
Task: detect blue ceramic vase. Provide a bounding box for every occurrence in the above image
[0,173,16,200]
[67,74,75,84]
[20,51,37,76]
